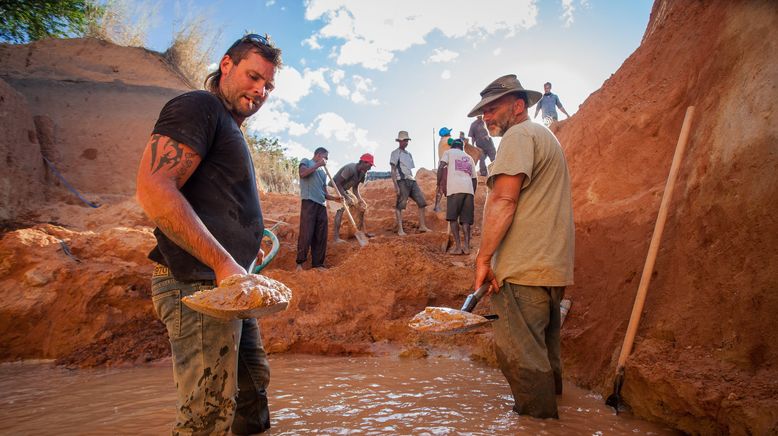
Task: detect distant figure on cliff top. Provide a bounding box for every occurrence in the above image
[390,130,430,236]
[534,82,570,125]
[437,137,477,255]
[296,147,342,271]
[469,74,574,419]
[468,114,496,176]
[331,153,375,243]
[136,33,282,434]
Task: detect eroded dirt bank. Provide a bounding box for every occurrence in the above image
[554,0,778,433]
[1,1,777,434]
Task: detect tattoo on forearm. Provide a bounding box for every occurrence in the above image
[150,134,185,175]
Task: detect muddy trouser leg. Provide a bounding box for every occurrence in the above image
[310,202,328,267]
[231,319,271,435]
[151,271,241,435]
[355,204,366,231]
[490,282,560,419]
[296,200,315,265]
[547,287,564,395]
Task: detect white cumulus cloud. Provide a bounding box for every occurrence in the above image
[304,0,539,70]
[313,112,379,153]
[272,66,331,106]
[247,100,309,137]
[426,48,459,63]
[441,70,451,80]
[561,0,575,27]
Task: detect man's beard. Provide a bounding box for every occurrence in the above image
[217,83,261,120]
[229,93,261,118]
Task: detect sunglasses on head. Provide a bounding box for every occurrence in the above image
[229,33,271,51]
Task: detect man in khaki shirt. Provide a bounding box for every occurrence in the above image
[469,74,574,419]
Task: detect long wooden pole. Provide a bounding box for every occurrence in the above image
[614,106,696,369]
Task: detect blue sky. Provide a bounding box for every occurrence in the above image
[142,0,652,171]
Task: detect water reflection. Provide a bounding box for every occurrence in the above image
[0,355,677,435]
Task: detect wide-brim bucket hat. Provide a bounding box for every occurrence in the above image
[396,130,411,141]
[467,74,542,117]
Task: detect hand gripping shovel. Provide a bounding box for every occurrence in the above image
[323,165,369,247]
[606,106,695,412]
[408,283,498,335]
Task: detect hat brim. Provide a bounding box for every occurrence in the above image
[395,138,411,141]
[467,89,543,118]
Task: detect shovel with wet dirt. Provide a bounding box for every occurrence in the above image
[182,228,292,320]
[409,283,498,335]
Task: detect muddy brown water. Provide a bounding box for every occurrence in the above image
[0,355,678,435]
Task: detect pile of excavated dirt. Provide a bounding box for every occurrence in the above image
[0,177,493,365]
[1,1,777,433]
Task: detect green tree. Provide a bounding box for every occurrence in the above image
[0,0,98,43]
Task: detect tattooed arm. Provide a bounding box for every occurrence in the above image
[136,134,245,284]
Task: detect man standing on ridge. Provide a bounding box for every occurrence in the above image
[296,147,341,271]
[332,153,375,242]
[469,74,574,419]
[534,82,570,124]
[468,114,497,176]
[136,34,281,434]
[390,130,430,236]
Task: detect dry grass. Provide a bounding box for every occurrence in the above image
[164,14,220,89]
[84,0,157,47]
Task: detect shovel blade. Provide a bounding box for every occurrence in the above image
[355,231,369,247]
[605,370,625,414]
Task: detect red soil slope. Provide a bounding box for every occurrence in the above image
[555,0,778,433]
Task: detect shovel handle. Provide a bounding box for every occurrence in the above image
[460,282,493,312]
[615,106,695,369]
[322,165,360,230]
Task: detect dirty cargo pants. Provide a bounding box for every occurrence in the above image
[151,265,271,435]
[491,282,564,419]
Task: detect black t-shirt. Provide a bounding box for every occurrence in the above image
[148,91,263,281]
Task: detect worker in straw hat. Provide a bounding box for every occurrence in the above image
[390,130,430,235]
[331,153,376,242]
[469,74,574,419]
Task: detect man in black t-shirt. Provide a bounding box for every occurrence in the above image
[136,34,282,435]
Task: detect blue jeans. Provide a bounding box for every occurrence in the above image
[151,264,271,435]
